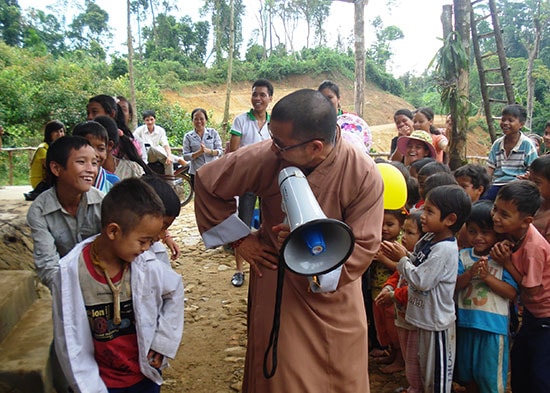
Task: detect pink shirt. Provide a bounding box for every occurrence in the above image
[512,224,550,318]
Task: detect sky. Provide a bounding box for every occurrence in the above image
[17,0,452,77]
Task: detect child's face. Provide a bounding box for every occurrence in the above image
[401,218,421,252]
[420,199,447,234]
[51,145,98,193]
[87,102,110,120]
[544,126,550,151]
[491,197,531,240]
[499,114,524,136]
[84,135,108,167]
[115,214,164,263]
[456,175,483,202]
[156,216,176,242]
[413,111,432,132]
[466,222,497,255]
[530,172,550,201]
[406,141,429,164]
[382,213,402,241]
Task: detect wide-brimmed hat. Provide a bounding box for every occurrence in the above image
[397,130,436,159]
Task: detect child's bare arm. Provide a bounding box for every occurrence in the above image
[456,261,478,291]
[380,240,408,262]
[376,249,398,271]
[477,257,517,300]
[490,243,541,299]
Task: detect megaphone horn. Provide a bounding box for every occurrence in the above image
[278,167,355,276]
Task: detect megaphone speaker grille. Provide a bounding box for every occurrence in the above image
[282,218,355,275]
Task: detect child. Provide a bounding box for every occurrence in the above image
[454,163,491,203]
[381,184,472,393]
[24,120,65,201]
[396,130,437,167]
[455,200,518,393]
[490,181,550,393]
[27,136,102,290]
[529,155,550,242]
[142,175,182,262]
[52,178,184,392]
[376,210,425,391]
[370,209,407,373]
[485,104,538,200]
[415,162,451,210]
[73,120,120,193]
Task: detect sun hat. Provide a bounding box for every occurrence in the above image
[397,130,436,159]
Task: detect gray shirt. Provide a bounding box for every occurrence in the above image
[26,186,103,289]
[397,233,458,331]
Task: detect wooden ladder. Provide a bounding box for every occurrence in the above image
[470,0,515,142]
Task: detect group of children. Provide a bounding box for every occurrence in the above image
[365,103,550,393]
[26,95,186,392]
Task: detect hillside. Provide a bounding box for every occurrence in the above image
[164,73,492,157]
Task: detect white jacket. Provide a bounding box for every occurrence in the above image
[52,236,184,393]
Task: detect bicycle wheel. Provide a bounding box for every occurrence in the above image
[173,175,194,206]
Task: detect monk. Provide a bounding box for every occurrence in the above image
[194,89,384,392]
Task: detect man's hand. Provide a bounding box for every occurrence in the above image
[375,287,393,306]
[236,233,279,277]
[272,223,290,247]
[380,240,407,262]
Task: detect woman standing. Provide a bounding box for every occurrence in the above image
[183,108,223,188]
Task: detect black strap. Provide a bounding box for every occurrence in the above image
[263,253,286,379]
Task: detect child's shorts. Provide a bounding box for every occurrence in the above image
[455,327,508,393]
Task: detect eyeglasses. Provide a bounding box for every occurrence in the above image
[268,129,325,153]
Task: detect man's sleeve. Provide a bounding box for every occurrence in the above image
[337,163,385,287]
[159,127,169,147]
[229,115,244,137]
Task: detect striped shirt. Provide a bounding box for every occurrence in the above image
[487,132,538,185]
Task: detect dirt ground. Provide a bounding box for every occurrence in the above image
[161,202,409,393]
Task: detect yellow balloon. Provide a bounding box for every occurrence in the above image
[376,163,407,210]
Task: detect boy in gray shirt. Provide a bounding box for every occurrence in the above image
[381,184,471,393]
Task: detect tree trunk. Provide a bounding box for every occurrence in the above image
[223,0,235,133]
[526,3,541,131]
[354,0,366,117]
[127,0,138,131]
[450,0,470,170]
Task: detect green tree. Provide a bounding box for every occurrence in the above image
[294,0,331,48]
[68,0,112,59]
[201,0,244,63]
[22,8,66,56]
[367,16,404,71]
[0,0,22,46]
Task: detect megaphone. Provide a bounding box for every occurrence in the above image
[278,166,355,275]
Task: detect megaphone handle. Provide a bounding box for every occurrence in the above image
[263,253,286,379]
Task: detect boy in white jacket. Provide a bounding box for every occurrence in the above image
[52,178,184,393]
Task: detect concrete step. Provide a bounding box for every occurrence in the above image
[0,297,54,393]
[0,271,36,343]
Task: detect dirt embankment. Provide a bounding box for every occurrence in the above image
[164,73,492,157]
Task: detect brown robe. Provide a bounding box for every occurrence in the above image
[194,136,384,392]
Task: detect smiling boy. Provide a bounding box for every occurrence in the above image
[381,184,471,392]
[27,136,103,290]
[485,104,538,200]
[490,181,550,393]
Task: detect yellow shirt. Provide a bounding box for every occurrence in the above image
[29,142,48,188]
